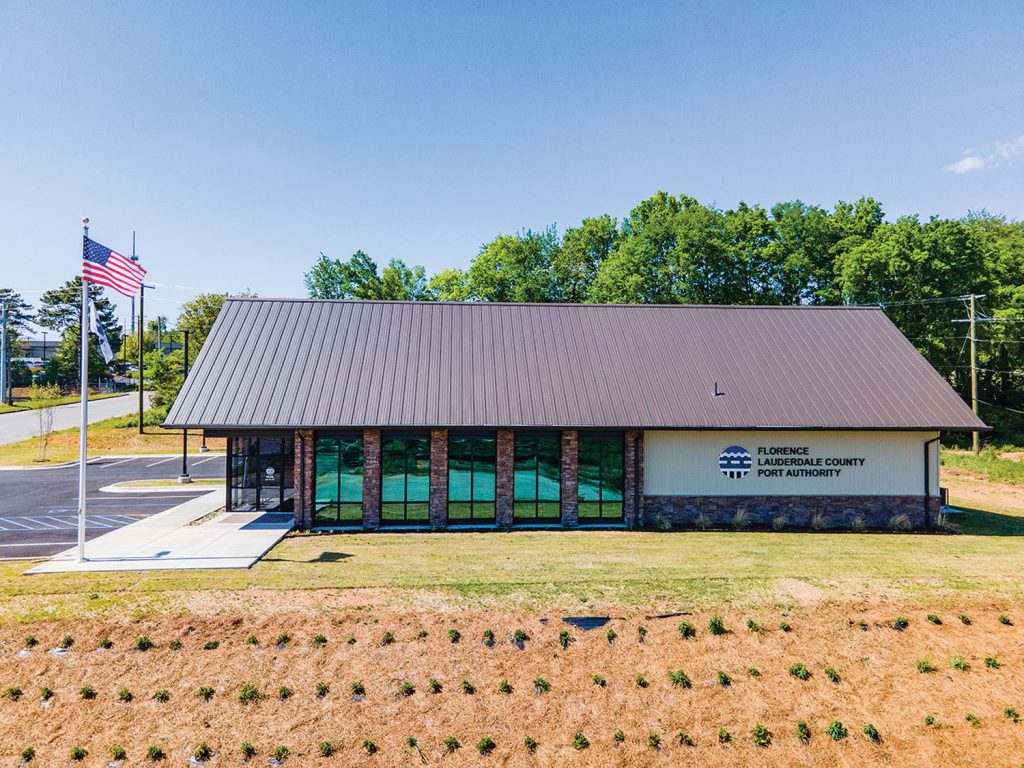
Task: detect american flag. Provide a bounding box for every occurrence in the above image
[82,236,146,297]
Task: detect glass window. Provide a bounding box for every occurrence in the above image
[448,435,496,523]
[313,435,364,527]
[229,436,294,512]
[513,434,561,521]
[381,435,430,523]
[578,433,623,521]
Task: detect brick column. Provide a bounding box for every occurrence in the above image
[495,430,515,529]
[560,430,578,528]
[362,429,382,530]
[623,430,642,529]
[429,429,448,530]
[293,429,315,530]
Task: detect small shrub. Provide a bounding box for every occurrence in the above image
[476,736,495,755]
[637,625,647,642]
[1004,707,1021,723]
[416,630,428,640]
[524,735,537,752]
[70,746,87,761]
[789,663,810,680]
[678,731,695,746]
[917,658,936,673]
[448,628,461,643]
[276,632,291,647]
[888,513,912,531]
[319,741,335,757]
[428,677,442,694]
[779,620,792,632]
[168,638,182,650]
[958,613,972,625]
[109,744,127,761]
[694,511,713,530]
[134,636,154,651]
[771,514,786,531]
[272,744,291,760]
[99,637,113,650]
[118,687,133,703]
[965,712,981,727]
[613,729,625,744]
[483,629,495,645]
[592,674,606,687]
[311,633,327,648]
[154,689,170,703]
[746,618,761,633]
[351,681,366,697]
[648,732,661,749]
[558,630,574,649]
[810,511,826,530]
[708,615,726,635]
[863,723,881,743]
[21,746,35,762]
[3,686,23,701]
[857,619,869,631]
[747,666,761,677]
[203,640,219,651]
[79,685,96,700]
[718,727,731,744]
[606,628,617,644]
[850,514,867,532]
[825,666,840,683]
[240,741,256,759]
[678,620,695,639]
[461,679,475,694]
[717,670,731,687]
[443,736,461,752]
[950,655,970,672]
[278,685,293,700]
[572,730,589,750]
[732,509,750,530]
[58,635,74,650]
[315,681,329,698]
[398,681,414,697]
[999,614,1013,626]
[24,636,38,648]
[146,745,165,760]
[238,682,263,704]
[653,513,672,531]
[513,628,530,644]
[634,674,648,688]
[752,723,772,747]
[924,714,937,727]
[198,686,215,701]
[361,740,376,756]
[40,686,54,701]
[669,669,692,688]
[498,678,512,694]
[797,721,811,744]
[245,634,259,645]
[533,677,550,694]
[346,635,356,645]
[893,616,909,631]
[927,614,942,625]
[826,721,847,741]
[986,656,1000,669]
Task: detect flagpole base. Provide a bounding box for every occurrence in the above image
[177,474,192,484]
[199,446,209,453]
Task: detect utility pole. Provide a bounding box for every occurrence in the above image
[138,283,156,434]
[130,231,138,335]
[969,294,979,455]
[0,301,7,407]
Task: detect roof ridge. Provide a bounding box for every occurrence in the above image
[226,297,881,311]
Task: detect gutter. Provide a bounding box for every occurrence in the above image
[923,435,941,531]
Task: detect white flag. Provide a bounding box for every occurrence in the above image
[88,300,114,363]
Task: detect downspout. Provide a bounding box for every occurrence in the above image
[923,435,940,531]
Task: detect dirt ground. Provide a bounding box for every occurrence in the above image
[2,603,1024,767]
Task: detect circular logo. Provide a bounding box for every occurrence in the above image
[265,467,276,477]
[719,445,752,479]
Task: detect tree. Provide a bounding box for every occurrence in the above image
[36,278,122,385]
[553,216,617,302]
[305,251,430,300]
[425,268,471,301]
[467,228,559,302]
[176,293,227,351]
[29,382,62,462]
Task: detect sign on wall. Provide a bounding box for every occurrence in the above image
[719,444,867,480]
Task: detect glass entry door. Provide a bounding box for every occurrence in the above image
[230,436,294,512]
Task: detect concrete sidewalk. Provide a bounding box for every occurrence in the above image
[24,490,292,573]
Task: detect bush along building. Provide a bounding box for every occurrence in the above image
[164,299,986,532]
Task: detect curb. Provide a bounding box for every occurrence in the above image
[99,483,223,494]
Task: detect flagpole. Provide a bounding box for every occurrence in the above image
[77,217,90,562]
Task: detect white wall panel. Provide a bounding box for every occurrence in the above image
[644,431,940,497]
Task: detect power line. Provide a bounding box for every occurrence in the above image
[976,399,1024,416]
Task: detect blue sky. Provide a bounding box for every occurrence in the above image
[1,1,1022,329]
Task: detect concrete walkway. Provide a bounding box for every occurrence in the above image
[0,393,151,446]
[24,490,293,573]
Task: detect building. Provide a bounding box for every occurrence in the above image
[164,299,986,532]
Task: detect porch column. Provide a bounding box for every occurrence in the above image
[623,430,643,529]
[429,429,448,530]
[362,429,382,530]
[560,429,579,528]
[495,429,514,529]
[293,429,315,530]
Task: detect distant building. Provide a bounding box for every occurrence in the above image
[165,299,986,532]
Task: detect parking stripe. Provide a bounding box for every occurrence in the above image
[145,457,176,467]
[0,517,34,530]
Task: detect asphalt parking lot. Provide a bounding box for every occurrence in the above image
[0,454,226,560]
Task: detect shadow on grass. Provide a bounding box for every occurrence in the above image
[950,507,1024,536]
[263,551,355,564]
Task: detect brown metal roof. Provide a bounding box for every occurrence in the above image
[164,299,987,432]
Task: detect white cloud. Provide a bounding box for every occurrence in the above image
[944,134,1024,173]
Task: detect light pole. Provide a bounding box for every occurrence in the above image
[178,330,191,483]
[137,283,155,434]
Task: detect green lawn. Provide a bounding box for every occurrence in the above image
[942,446,1024,485]
[0,391,130,414]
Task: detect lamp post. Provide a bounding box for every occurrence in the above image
[178,330,191,483]
[137,283,155,434]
